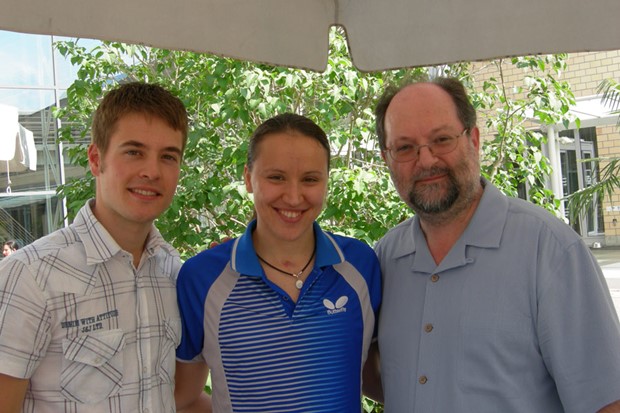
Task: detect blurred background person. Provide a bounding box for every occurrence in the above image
[2,239,19,257]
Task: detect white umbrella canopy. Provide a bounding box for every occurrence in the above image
[1,0,620,72]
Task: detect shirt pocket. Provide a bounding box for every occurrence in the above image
[60,329,125,404]
[159,317,181,384]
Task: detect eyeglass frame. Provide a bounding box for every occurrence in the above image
[383,128,470,163]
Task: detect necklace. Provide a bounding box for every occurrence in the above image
[256,246,316,290]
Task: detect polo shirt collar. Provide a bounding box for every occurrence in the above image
[232,220,343,278]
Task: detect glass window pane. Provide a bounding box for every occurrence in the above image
[0,194,63,246]
[0,89,62,192]
[0,87,56,114]
[0,31,54,87]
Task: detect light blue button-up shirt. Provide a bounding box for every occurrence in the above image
[376,179,620,413]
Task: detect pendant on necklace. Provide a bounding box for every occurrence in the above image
[293,271,304,289]
[256,250,315,291]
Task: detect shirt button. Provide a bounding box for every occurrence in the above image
[431,274,440,282]
[143,366,148,374]
[419,375,428,384]
[424,323,434,333]
[94,357,102,364]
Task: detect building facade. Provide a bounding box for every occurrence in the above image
[473,51,620,247]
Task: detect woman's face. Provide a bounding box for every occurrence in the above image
[3,245,12,257]
[244,131,328,244]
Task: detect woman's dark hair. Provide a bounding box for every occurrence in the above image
[247,113,330,171]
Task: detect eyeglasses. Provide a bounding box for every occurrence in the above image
[384,129,469,163]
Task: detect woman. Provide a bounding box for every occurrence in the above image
[175,113,381,412]
[2,239,19,257]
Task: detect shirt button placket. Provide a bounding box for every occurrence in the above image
[426,275,437,336]
[419,274,438,393]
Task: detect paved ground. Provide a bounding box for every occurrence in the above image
[592,247,620,317]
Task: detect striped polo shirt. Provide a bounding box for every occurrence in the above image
[176,221,381,413]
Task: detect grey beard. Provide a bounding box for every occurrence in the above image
[407,172,460,215]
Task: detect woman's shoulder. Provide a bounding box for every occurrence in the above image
[181,238,236,275]
[322,230,373,251]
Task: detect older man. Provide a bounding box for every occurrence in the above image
[365,77,620,413]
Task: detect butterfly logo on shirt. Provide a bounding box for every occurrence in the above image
[323,296,348,315]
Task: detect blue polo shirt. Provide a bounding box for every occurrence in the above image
[177,221,381,413]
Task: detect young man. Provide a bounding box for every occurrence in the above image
[365,77,620,412]
[0,82,188,412]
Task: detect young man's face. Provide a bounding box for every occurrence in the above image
[88,112,183,235]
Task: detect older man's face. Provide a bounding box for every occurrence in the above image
[383,83,481,220]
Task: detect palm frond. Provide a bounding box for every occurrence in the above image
[597,79,620,127]
[566,157,620,222]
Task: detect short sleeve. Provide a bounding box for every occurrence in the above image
[176,258,207,363]
[0,258,51,378]
[537,239,620,413]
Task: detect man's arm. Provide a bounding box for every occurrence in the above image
[175,361,212,413]
[0,373,29,413]
[599,399,620,412]
[362,341,383,403]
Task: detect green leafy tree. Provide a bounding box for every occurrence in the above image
[469,55,577,213]
[55,31,412,259]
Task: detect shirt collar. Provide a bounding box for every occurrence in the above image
[73,199,176,265]
[460,178,507,249]
[387,177,507,259]
[231,220,344,277]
